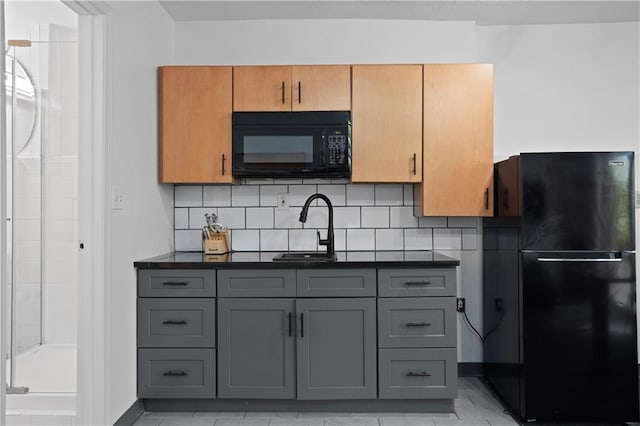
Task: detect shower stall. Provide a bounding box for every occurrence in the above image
[4,7,79,411]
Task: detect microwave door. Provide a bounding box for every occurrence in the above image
[233,126,323,176]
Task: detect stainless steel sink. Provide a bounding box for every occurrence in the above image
[273,252,337,262]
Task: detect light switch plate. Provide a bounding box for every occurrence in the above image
[112,188,125,210]
[277,194,289,210]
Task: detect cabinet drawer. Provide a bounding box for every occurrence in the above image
[378,268,456,297]
[378,348,457,399]
[218,269,296,297]
[138,299,215,348]
[138,348,216,398]
[378,298,456,348]
[296,269,376,297]
[138,269,216,297]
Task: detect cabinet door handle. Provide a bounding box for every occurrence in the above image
[485,187,489,210]
[162,281,188,286]
[412,153,417,175]
[163,370,187,377]
[300,313,304,338]
[405,322,431,327]
[281,81,286,104]
[404,281,431,286]
[162,320,187,325]
[298,81,301,104]
[222,154,226,176]
[406,371,431,377]
[288,312,292,337]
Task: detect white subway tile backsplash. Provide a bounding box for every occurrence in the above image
[376,229,404,250]
[433,228,462,250]
[404,228,434,250]
[346,184,374,206]
[347,229,375,251]
[375,184,403,206]
[275,209,302,229]
[260,229,289,251]
[462,227,479,250]
[289,229,318,251]
[260,185,288,207]
[361,207,389,228]
[189,207,218,229]
[403,184,414,206]
[317,185,346,206]
[231,229,260,251]
[175,230,202,251]
[334,206,361,228]
[419,216,448,228]
[448,217,479,228]
[175,186,202,207]
[177,182,480,254]
[289,185,318,206]
[246,208,274,229]
[216,207,246,229]
[174,208,189,229]
[231,185,259,207]
[203,186,231,207]
[390,206,418,228]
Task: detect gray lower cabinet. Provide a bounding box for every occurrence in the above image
[217,298,296,399]
[296,298,377,400]
[137,269,216,399]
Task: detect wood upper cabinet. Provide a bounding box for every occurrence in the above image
[158,66,233,183]
[233,65,351,112]
[415,64,494,216]
[351,65,423,183]
[495,155,521,217]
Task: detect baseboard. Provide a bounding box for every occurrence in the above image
[114,399,144,426]
[459,362,484,377]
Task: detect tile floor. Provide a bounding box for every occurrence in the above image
[132,378,518,426]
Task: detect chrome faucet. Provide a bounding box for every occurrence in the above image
[299,193,334,256]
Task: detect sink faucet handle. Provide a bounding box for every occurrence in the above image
[317,231,328,247]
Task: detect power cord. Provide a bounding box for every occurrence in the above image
[459,309,504,344]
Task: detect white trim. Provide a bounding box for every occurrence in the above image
[63,0,111,16]
[76,8,109,426]
[1,0,8,423]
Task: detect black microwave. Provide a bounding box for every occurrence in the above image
[232,111,351,178]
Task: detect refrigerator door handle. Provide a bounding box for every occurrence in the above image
[537,257,622,262]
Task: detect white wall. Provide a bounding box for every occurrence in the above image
[104,1,174,423]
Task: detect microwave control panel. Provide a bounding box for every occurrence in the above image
[327,134,348,167]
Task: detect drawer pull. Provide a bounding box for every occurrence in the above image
[405,322,431,327]
[162,281,189,286]
[162,320,188,325]
[163,370,187,377]
[404,281,431,286]
[407,371,431,377]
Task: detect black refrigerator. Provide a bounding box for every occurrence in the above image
[483,151,638,423]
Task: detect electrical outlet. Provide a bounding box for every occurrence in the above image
[456,297,466,313]
[277,193,289,211]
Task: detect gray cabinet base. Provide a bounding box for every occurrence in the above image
[143,398,454,413]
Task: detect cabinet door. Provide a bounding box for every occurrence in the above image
[217,298,296,399]
[291,65,351,111]
[417,64,494,216]
[158,66,233,183]
[495,155,521,217]
[296,298,377,400]
[351,65,422,183]
[233,66,292,112]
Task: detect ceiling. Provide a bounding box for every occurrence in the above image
[159,0,640,24]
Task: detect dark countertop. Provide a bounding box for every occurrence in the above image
[134,250,460,269]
